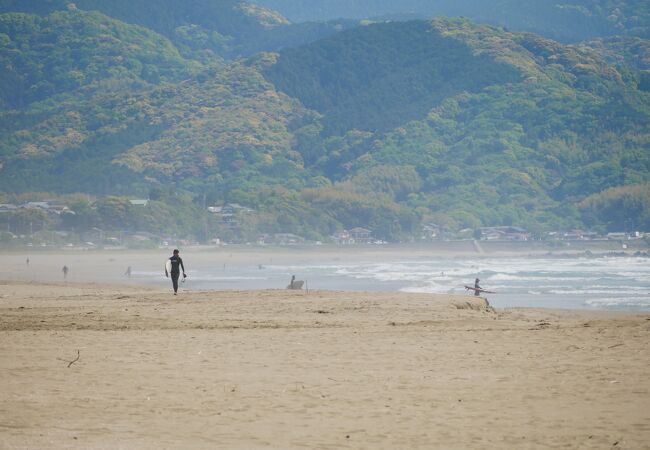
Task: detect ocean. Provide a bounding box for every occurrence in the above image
[139,254,650,311]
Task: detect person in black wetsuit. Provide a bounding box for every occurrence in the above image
[474,278,481,296]
[165,249,186,295]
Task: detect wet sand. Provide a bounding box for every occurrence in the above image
[1,280,649,449]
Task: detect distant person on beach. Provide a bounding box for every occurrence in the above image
[165,249,186,295]
[474,278,481,296]
[26,257,29,266]
[125,266,132,278]
[287,275,304,290]
[62,265,69,279]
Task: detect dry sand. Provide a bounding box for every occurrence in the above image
[1,280,649,449]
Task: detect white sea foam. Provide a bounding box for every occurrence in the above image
[549,289,647,295]
[399,286,439,294]
[133,271,165,277]
[189,275,268,281]
[138,254,650,310]
[399,283,457,294]
[585,297,650,307]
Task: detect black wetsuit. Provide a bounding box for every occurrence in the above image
[168,255,185,293]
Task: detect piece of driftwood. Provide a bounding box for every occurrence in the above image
[58,349,80,368]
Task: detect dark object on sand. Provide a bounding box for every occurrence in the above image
[287,275,304,290]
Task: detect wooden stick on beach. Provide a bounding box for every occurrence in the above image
[58,349,80,368]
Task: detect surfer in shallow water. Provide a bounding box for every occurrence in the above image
[474,278,481,296]
[165,249,186,295]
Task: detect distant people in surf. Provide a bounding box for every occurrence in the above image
[287,275,304,290]
[165,249,186,295]
[62,265,69,279]
[474,278,481,296]
[124,266,132,278]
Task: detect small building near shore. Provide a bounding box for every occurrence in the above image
[478,226,530,241]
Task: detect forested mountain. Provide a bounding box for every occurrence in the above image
[263,21,522,135]
[263,18,650,232]
[581,36,650,70]
[255,0,649,42]
[0,9,311,194]
[0,0,352,58]
[0,10,197,110]
[0,5,648,240]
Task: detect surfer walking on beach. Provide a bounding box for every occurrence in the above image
[165,249,186,295]
[464,278,494,296]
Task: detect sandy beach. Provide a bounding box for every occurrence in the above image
[1,277,649,449]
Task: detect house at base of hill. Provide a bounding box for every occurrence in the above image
[257,233,305,245]
[333,227,373,245]
[20,201,72,215]
[478,226,530,241]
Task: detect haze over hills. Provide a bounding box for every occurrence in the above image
[0,0,353,58]
[0,1,648,242]
[254,0,650,42]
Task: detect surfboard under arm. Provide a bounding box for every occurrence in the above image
[165,260,172,274]
[465,285,496,294]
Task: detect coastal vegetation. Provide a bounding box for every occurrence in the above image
[0,2,648,242]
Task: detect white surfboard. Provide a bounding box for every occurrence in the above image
[165,259,172,274]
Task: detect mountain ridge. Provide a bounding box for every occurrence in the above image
[0,0,354,58]
[254,0,650,42]
[0,6,648,238]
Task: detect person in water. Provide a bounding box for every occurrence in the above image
[62,265,69,279]
[165,249,186,295]
[474,278,481,296]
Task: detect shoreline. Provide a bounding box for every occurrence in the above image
[3,248,649,312]
[1,278,645,318]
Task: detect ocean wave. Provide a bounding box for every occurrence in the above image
[585,297,650,307]
[133,255,650,310]
[399,286,439,294]
[189,276,268,281]
[487,273,603,281]
[549,289,646,295]
[272,264,351,271]
[399,285,458,294]
[132,271,164,276]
